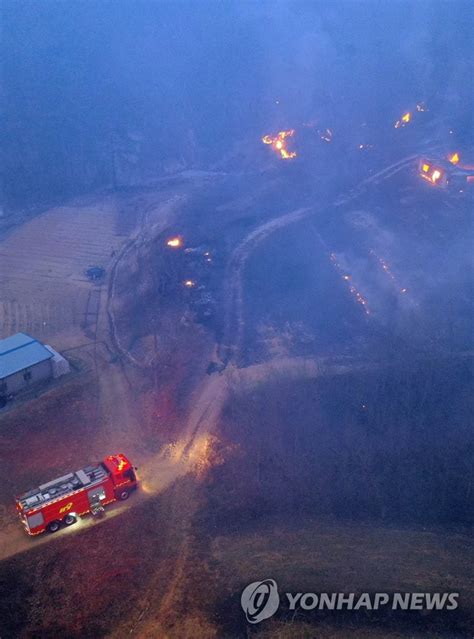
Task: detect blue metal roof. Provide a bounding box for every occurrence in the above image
[0,333,53,380]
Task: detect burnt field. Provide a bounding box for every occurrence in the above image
[2,2,474,637]
[241,171,473,366]
[211,360,474,528]
[173,164,474,635]
[0,149,472,638]
[193,356,474,637]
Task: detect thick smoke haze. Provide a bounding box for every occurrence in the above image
[1,1,473,209]
[0,4,473,637]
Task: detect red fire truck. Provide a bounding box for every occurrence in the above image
[15,453,138,535]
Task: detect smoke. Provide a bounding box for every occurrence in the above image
[254,1,473,131]
[2,0,473,208]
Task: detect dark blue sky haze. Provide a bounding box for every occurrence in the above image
[2,1,473,207]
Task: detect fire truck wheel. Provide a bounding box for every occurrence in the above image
[118,489,130,501]
[63,514,77,526]
[47,520,61,533]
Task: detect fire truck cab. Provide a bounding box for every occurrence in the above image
[15,453,138,535]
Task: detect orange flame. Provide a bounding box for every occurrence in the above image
[448,152,460,165]
[394,112,411,128]
[262,129,297,160]
[167,236,183,248]
[370,249,408,296]
[329,253,370,315]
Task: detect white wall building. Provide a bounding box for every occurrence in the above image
[0,333,69,399]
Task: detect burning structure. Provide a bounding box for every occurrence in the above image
[418,153,474,190]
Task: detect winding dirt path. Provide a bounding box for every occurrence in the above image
[218,206,313,365]
[0,154,450,636]
[217,150,442,369]
[106,194,186,368]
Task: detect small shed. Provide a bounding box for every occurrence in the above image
[0,333,67,397]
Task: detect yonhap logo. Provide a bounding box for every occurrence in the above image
[241,579,280,624]
[240,579,459,625]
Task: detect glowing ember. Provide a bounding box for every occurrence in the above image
[183,279,196,288]
[349,285,369,310]
[167,237,183,248]
[448,152,460,165]
[431,169,442,183]
[262,129,297,160]
[329,253,370,315]
[319,128,333,143]
[394,112,411,128]
[369,249,408,298]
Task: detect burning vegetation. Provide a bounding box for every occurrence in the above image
[166,236,183,249]
[394,111,412,128]
[329,253,370,315]
[393,103,430,129]
[448,152,460,165]
[261,129,297,160]
[370,250,408,296]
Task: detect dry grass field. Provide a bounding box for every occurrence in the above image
[0,196,128,346]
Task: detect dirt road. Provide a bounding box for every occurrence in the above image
[0,352,360,563]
